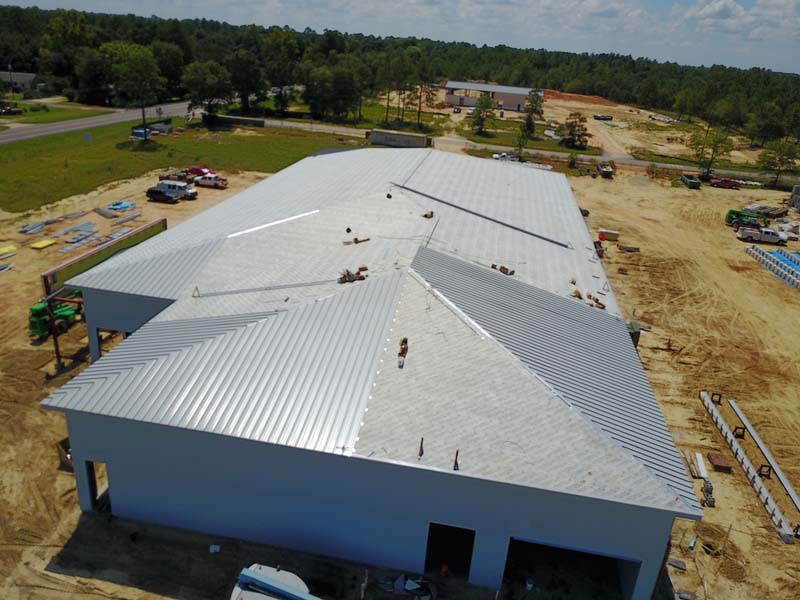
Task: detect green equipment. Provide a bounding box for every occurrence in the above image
[28,290,82,339]
[725,209,768,229]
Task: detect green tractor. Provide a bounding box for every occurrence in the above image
[29,291,83,339]
[725,209,768,229]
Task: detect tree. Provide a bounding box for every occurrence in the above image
[672,87,703,122]
[225,49,264,113]
[561,112,591,149]
[522,112,536,139]
[524,90,542,117]
[757,141,799,186]
[471,93,494,134]
[264,27,299,113]
[513,123,527,158]
[688,128,733,178]
[182,60,232,115]
[38,9,94,86]
[75,47,111,105]
[104,43,164,128]
[305,65,333,118]
[745,102,785,146]
[151,40,185,98]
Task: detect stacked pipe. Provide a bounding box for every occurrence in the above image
[699,391,795,543]
[746,245,800,289]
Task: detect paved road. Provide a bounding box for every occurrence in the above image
[0,102,188,145]
[2,107,795,185]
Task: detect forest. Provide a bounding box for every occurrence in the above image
[1,4,799,143]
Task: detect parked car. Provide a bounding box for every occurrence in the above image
[187,165,216,177]
[452,106,461,113]
[681,174,701,189]
[596,163,614,178]
[466,107,475,116]
[0,106,23,115]
[711,178,740,190]
[146,187,179,204]
[593,114,613,121]
[156,180,197,200]
[159,170,194,182]
[736,226,788,245]
[194,173,228,189]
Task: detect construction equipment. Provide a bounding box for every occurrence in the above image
[725,209,768,229]
[596,163,614,178]
[28,290,82,338]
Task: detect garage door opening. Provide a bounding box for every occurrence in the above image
[424,523,475,579]
[503,538,638,600]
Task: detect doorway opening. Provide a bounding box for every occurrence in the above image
[84,460,111,513]
[503,538,637,600]
[424,522,476,579]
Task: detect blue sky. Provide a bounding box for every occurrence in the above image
[14,1,799,72]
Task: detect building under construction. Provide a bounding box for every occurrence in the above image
[43,149,701,600]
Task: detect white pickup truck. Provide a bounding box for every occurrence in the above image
[737,226,788,245]
[194,173,228,189]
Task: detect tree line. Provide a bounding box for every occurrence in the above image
[1,5,799,145]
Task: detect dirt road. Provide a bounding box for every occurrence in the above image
[572,172,800,599]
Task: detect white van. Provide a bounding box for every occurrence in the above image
[156,180,197,200]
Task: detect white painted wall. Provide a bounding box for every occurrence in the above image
[77,288,171,360]
[65,412,677,599]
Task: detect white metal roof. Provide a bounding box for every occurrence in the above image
[445,80,538,96]
[45,149,698,516]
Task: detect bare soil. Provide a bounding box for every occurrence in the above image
[571,172,800,599]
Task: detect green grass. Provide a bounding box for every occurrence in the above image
[0,125,7,132]
[1,102,112,124]
[459,126,603,156]
[629,149,767,173]
[237,99,449,136]
[0,121,363,213]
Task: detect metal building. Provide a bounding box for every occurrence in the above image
[444,81,543,111]
[43,149,700,600]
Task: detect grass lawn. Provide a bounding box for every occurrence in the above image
[15,104,111,124]
[459,126,603,156]
[0,121,363,213]
[629,149,767,173]
[0,125,7,132]
[233,99,449,136]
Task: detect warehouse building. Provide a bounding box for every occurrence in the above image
[445,80,542,111]
[44,149,700,600]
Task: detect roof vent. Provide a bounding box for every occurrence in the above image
[418,437,424,460]
[453,450,460,471]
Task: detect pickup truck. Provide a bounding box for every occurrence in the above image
[194,173,228,189]
[146,187,179,204]
[156,180,197,200]
[737,227,788,245]
[711,178,740,190]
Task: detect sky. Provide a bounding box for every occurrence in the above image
[12,0,800,73]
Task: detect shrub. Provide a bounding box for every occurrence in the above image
[567,152,578,168]
[646,163,658,178]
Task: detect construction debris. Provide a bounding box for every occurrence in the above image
[338,269,366,283]
[0,251,16,260]
[398,337,409,368]
[94,207,119,219]
[30,239,56,250]
[701,479,715,508]
[19,222,45,234]
[667,558,687,571]
[0,263,14,273]
[422,211,434,219]
[617,245,640,253]
[342,237,370,245]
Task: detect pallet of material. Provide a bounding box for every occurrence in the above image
[94,207,119,219]
[707,452,733,473]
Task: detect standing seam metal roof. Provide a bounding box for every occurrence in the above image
[44,273,404,452]
[410,247,700,514]
[445,80,535,96]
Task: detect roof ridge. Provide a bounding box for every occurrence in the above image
[358,273,690,515]
[409,246,700,516]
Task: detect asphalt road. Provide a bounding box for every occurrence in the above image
[2,106,795,185]
[0,101,188,145]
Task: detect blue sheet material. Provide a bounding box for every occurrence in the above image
[238,568,322,600]
[768,251,800,274]
[107,201,136,211]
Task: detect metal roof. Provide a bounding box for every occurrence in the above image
[355,273,694,516]
[44,272,403,452]
[64,149,617,316]
[445,80,537,96]
[410,247,700,514]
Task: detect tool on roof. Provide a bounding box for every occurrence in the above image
[453,450,459,471]
[418,437,424,459]
[422,211,434,219]
[490,264,515,276]
[338,269,366,284]
[342,237,370,245]
[398,337,408,368]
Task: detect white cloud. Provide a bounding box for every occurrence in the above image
[678,0,800,40]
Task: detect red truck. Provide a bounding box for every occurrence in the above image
[710,178,740,190]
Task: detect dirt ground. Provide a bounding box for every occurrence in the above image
[572,171,800,599]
